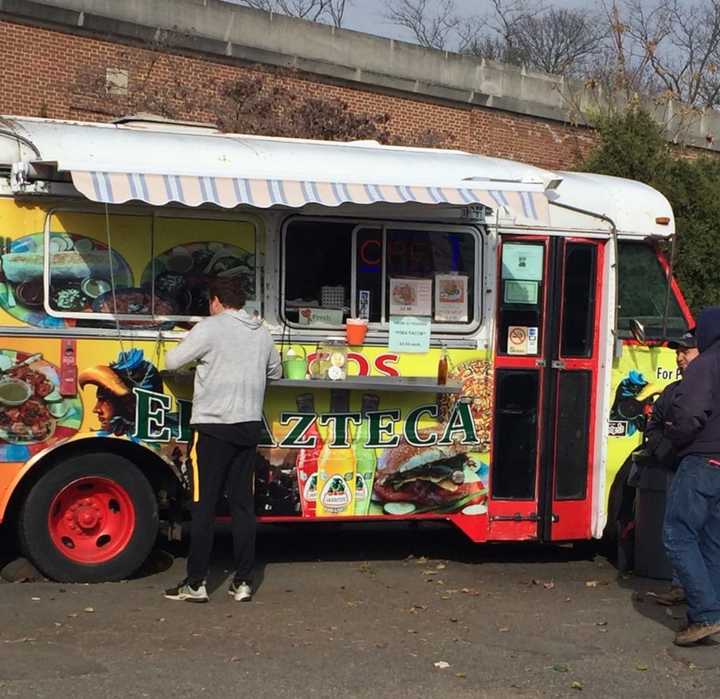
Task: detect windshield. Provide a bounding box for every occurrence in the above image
[617,242,687,339]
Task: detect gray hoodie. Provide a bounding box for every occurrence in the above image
[165,309,282,425]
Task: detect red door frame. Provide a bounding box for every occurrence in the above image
[489,235,551,541]
[547,238,604,541]
[488,235,605,542]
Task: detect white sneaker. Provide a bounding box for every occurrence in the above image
[164,579,209,603]
[228,580,252,602]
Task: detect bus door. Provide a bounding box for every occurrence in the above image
[489,235,605,541]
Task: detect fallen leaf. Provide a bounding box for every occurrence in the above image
[595,621,608,627]
[636,664,648,672]
[449,617,459,623]
[434,661,451,669]
[553,664,570,673]
[83,607,95,613]
[436,563,447,570]
[423,570,438,576]
[571,681,583,690]
[456,672,466,679]
[585,581,600,588]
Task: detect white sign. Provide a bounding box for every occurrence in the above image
[389,278,432,316]
[434,274,468,322]
[297,307,344,325]
[388,315,431,353]
[502,243,544,281]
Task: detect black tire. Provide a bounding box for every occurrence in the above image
[18,452,158,583]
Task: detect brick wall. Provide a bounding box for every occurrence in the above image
[0,18,596,170]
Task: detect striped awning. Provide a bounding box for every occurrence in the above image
[71,171,550,222]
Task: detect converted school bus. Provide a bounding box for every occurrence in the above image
[0,115,691,581]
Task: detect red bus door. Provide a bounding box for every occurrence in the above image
[489,236,604,542]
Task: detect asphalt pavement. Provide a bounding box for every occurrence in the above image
[1,522,719,698]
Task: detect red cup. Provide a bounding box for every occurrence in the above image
[346,318,368,345]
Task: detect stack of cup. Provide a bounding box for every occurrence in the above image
[345,318,368,346]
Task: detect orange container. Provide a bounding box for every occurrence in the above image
[345,318,368,345]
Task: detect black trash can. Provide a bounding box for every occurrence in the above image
[634,465,674,580]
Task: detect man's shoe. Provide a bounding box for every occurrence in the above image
[164,579,209,603]
[673,621,720,646]
[654,586,686,606]
[228,580,252,602]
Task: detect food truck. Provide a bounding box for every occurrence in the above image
[0,115,692,581]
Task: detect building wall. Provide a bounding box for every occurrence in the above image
[0,17,596,171]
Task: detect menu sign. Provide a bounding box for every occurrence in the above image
[434,274,468,322]
[389,278,432,316]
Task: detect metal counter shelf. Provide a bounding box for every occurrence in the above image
[268,376,461,393]
[160,370,461,394]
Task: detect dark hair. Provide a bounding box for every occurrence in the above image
[208,276,246,310]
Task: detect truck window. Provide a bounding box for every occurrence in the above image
[282,218,478,329]
[44,212,258,325]
[617,242,687,337]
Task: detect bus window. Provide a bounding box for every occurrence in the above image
[617,242,686,337]
[498,242,544,355]
[560,243,596,358]
[283,220,354,326]
[151,216,258,319]
[46,212,152,323]
[282,218,479,330]
[492,370,539,499]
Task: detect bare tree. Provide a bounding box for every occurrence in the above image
[387,0,605,76]
[229,0,350,28]
[622,0,720,108]
[386,0,460,50]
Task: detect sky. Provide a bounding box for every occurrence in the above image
[225,1,592,45]
[337,0,590,43]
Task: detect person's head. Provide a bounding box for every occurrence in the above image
[668,328,699,372]
[208,276,246,316]
[695,307,720,353]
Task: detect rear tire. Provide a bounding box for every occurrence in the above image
[18,452,158,582]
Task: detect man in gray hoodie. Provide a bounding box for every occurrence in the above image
[164,277,281,603]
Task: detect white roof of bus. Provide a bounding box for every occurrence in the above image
[0,116,674,237]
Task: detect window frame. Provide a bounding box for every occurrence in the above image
[42,207,261,324]
[280,215,482,335]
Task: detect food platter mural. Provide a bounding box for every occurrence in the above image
[0,349,83,461]
[140,241,255,317]
[0,232,133,327]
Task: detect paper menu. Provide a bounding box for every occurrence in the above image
[388,278,432,316]
[434,274,468,322]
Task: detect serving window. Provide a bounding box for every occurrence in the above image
[282,218,479,330]
[40,210,259,328]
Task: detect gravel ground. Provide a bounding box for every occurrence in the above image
[1,521,718,698]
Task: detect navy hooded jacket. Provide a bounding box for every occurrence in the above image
[668,307,720,456]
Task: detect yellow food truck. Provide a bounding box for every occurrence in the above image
[0,115,691,581]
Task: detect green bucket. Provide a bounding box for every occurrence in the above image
[282,345,307,379]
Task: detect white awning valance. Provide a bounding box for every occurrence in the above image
[70,170,549,222]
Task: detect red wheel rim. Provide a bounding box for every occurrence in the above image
[47,477,136,564]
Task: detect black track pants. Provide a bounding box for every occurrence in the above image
[186,431,256,585]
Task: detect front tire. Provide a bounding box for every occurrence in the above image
[18,452,158,582]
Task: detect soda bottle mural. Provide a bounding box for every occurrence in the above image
[316,393,356,517]
[353,393,379,515]
[295,393,323,517]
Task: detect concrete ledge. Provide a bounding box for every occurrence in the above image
[2,0,719,151]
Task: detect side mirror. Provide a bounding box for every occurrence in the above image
[630,319,646,345]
